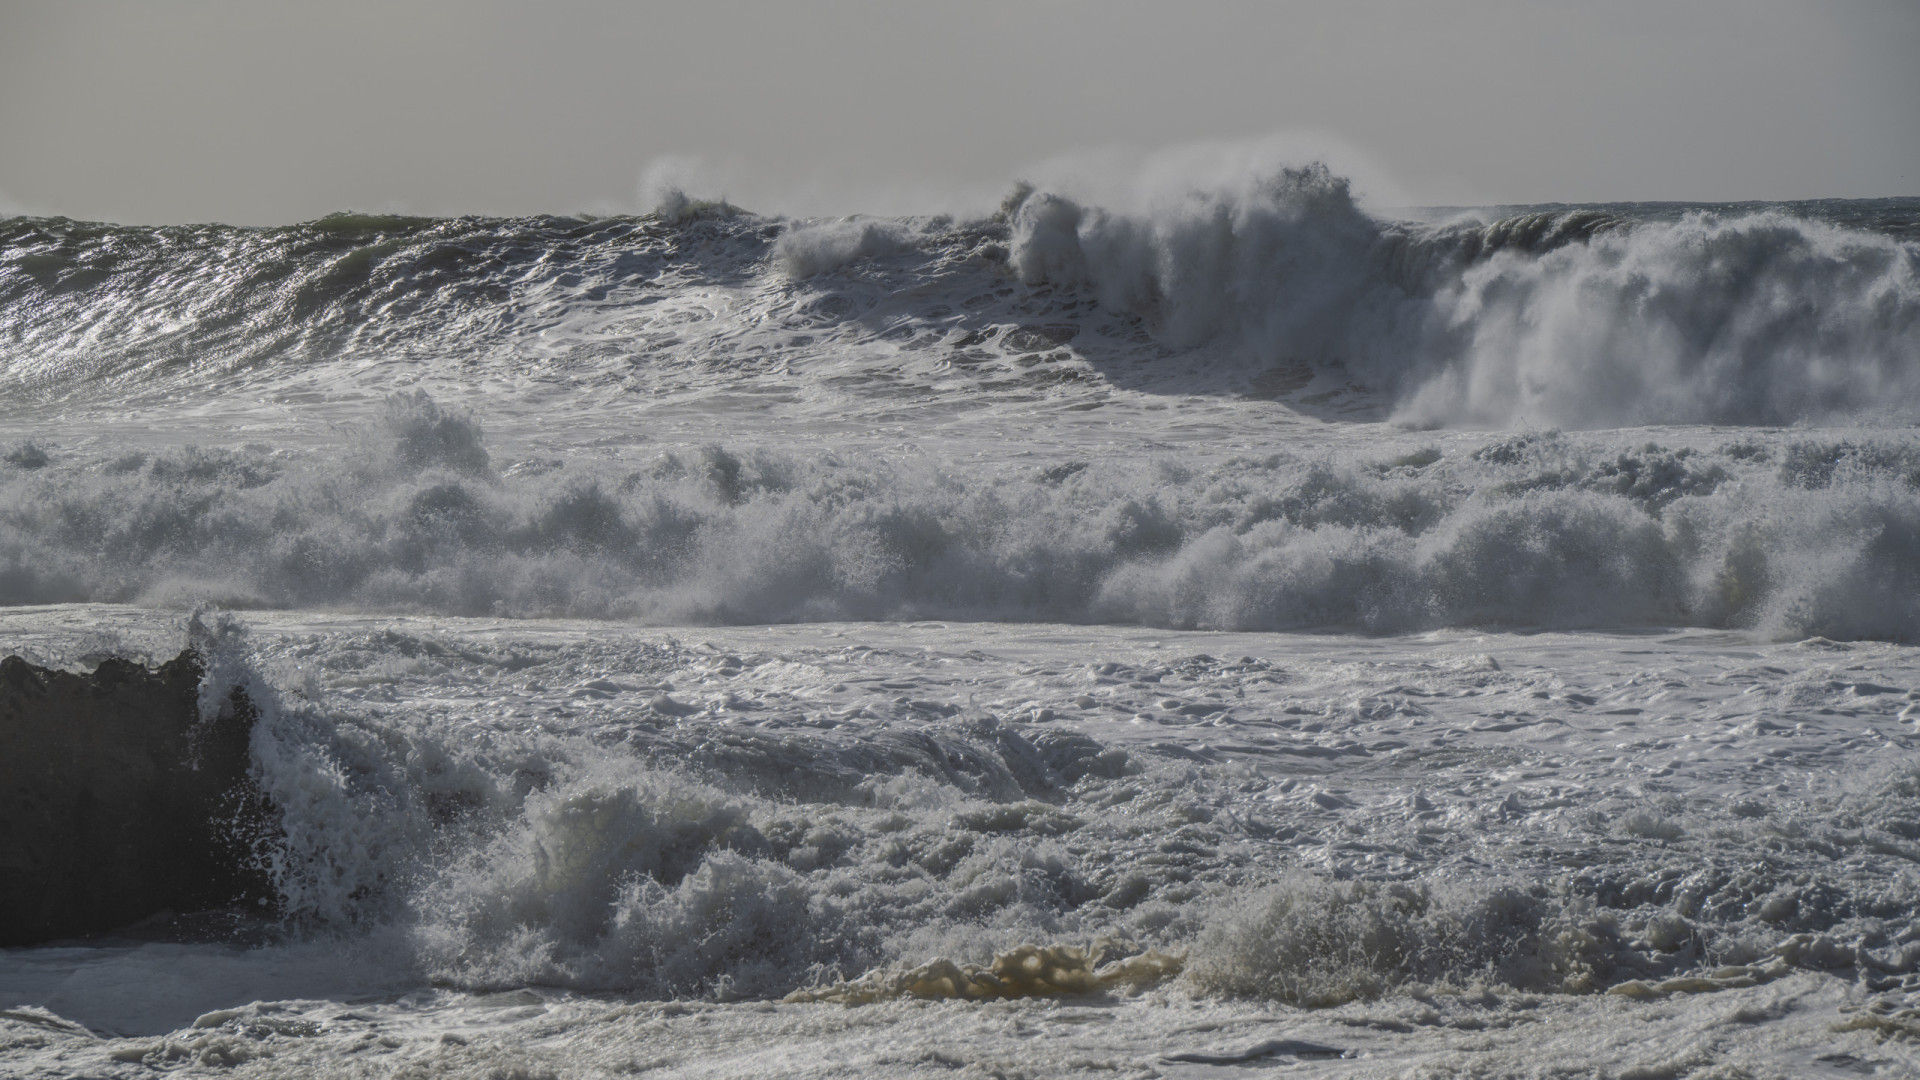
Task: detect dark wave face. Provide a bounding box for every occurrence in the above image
[0,213,723,387]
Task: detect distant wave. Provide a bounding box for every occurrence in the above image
[2,175,1915,428]
[6,395,1920,639]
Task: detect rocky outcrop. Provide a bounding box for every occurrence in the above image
[0,650,276,945]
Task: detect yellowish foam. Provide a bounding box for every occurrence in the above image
[785,942,1184,1004]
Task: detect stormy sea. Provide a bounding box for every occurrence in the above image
[2,166,1919,1077]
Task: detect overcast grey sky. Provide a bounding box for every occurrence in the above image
[2,0,1915,224]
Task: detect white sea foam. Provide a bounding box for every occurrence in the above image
[5,402,1920,640]
[4,607,1919,1076]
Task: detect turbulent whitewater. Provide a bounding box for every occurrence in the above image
[2,173,1919,641]
[1,172,1918,1077]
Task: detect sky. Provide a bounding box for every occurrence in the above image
[1,0,1916,224]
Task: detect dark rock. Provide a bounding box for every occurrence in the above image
[0,650,277,945]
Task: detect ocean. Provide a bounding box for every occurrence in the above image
[2,167,1918,1077]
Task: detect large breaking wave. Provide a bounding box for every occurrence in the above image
[2,171,1915,428]
[1008,166,1920,427]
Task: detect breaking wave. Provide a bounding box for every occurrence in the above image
[1007,165,1920,427]
[7,396,1920,639]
